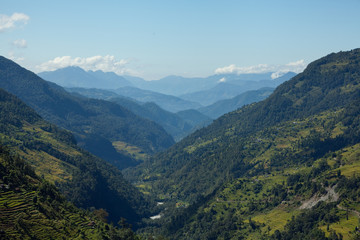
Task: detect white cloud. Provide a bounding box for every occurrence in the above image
[218,77,226,83]
[12,39,27,48]
[7,51,25,62]
[36,55,136,75]
[0,13,29,32]
[271,71,287,79]
[215,60,307,79]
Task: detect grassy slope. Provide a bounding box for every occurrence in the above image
[159,108,360,239]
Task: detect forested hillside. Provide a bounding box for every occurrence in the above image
[110,99,194,142]
[126,49,360,239]
[0,145,139,239]
[0,88,155,226]
[0,56,174,169]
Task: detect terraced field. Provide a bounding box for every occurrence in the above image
[0,186,100,239]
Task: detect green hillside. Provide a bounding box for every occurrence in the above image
[0,145,139,240]
[152,105,360,239]
[126,49,360,239]
[0,56,174,169]
[0,88,154,226]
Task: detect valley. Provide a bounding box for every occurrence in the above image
[0,49,360,239]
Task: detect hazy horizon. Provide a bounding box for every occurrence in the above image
[1,0,360,80]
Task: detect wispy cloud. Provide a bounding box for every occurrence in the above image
[7,52,25,62]
[0,13,29,32]
[215,60,307,78]
[12,39,27,48]
[36,55,137,75]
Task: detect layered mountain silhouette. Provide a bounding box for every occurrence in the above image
[0,56,174,169]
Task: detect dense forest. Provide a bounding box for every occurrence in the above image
[0,88,155,227]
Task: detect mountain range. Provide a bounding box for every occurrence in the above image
[66,87,212,141]
[1,49,360,239]
[38,66,133,89]
[179,72,295,106]
[0,56,174,169]
[111,86,203,113]
[124,49,360,239]
[124,72,294,96]
[39,67,295,111]
[38,66,296,142]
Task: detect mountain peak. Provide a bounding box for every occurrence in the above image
[38,66,132,89]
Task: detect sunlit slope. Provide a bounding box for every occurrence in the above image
[127,49,360,203]
[127,49,360,239]
[159,105,360,239]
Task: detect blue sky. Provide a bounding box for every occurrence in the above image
[1,0,360,80]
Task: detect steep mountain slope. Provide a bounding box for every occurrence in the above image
[0,56,174,168]
[155,100,360,239]
[126,49,360,239]
[39,66,132,89]
[198,87,274,119]
[111,99,193,142]
[112,86,203,112]
[66,87,208,141]
[176,109,213,133]
[131,48,360,201]
[0,145,138,239]
[0,88,154,225]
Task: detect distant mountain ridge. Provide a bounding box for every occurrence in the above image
[39,66,296,99]
[179,72,296,105]
[66,87,212,141]
[198,87,274,119]
[124,72,296,97]
[111,86,203,112]
[40,67,296,115]
[39,66,132,89]
[0,56,174,169]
